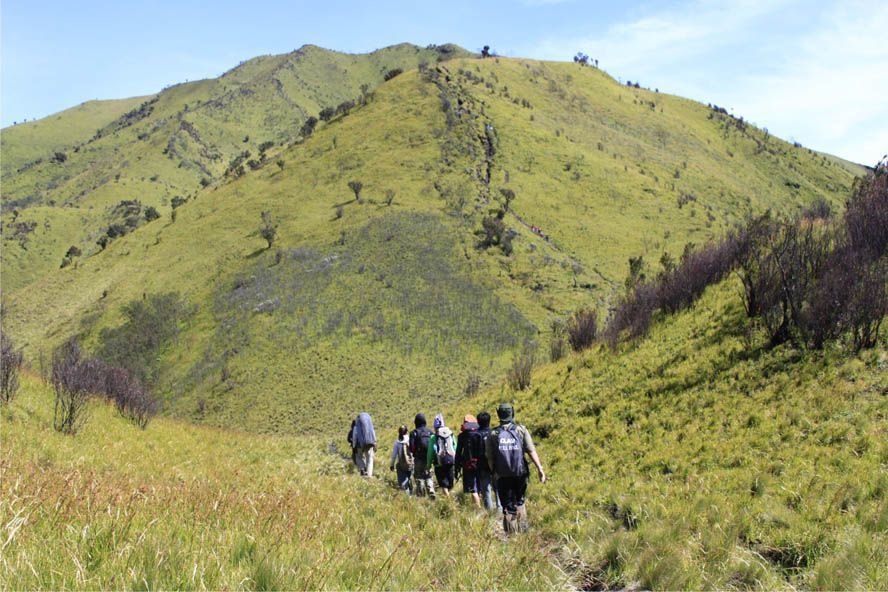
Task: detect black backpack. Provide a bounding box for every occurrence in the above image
[462,429,486,471]
[493,423,527,477]
[411,426,432,462]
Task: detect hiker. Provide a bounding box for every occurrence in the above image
[389,425,413,495]
[409,413,436,498]
[457,411,497,510]
[486,403,546,533]
[428,414,457,498]
[348,412,377,477]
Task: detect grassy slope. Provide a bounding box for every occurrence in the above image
[0,44,471,293]
[4,58,864,435]
[0,96,150,175]
[0,373,565,590]
[462,278,887,590]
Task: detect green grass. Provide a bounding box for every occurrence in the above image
[462,278,887,590]
[1,373,565,590]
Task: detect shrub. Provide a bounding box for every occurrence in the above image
[259,211,277,249]
[507,344,536,391]
[144,206,160,221]
[1,333,24,405]
[478,216,505,248]
[567,308,598,352]
[334,205,344,220]
[348,180,363,201]
[383,68,403,81]
[171,196,187,209]
[300,116,318,138]
[802,197,832,220]
[276,159,285,170]
[65,245,82,258]
[319,107,335,122]
[51,339,91,434]
[465,374,481,396]
[385,189,395,206]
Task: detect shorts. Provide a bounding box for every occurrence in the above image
[435,464,455,489]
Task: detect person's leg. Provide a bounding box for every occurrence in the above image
[497,477,520,533]
[365,446,375,477]
[479,471,496,511]
[354,448,366,475]
[515,477,529,531]
[397,467,412,494]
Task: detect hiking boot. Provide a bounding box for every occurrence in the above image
[516,504,528,532]
[503,513,518,534]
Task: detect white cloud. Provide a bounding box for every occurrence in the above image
[525,0,888,164]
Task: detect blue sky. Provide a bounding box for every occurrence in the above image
[2,0,885,164]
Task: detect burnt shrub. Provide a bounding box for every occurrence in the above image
[1,333,24,404]
[567,308,598,352]
[348,180,363,201]
[66,245,82,258]
[507,343,536,391]
[802,197,832,220]
[51,339,91,434]
[844,160,888,259]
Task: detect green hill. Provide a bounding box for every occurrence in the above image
[2,54,865,434]
[0,43,472,293]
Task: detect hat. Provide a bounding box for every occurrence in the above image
[496,403,514,422]
[433,413,445,429]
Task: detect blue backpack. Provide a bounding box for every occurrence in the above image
[494,424,527,477]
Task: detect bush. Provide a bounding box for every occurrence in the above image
[348,180,363,201]
[51,339,91,434]
[567,308,598,352]
[507,344,536,391]
[65,245,82,258]
[383,68,403,81]
[300,116,318,138]
[144,206,160,221]
[1,333,24,405]
[319,107,335,122]
[260,211,277,249]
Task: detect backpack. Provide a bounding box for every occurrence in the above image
[462,429,486,471]
[397,440,414,471]
[494,423,527,477]
[412,427,432,463]
[435,427,456,466]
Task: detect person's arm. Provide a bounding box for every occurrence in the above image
[390,442,399,469]
[521,427,546,483]
[485,431,496,473]
[455,433,464,470]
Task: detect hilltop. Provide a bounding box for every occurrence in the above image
[2,50,866,434]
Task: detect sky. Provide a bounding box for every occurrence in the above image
[2,0,886,165]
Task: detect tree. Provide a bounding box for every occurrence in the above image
[51,339,91,434]
[259,211,277,249]
[348,180,363,201]
[300,116,318,138]
[499,188,515,211]
[1,334,23,405]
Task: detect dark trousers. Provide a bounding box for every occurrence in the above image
[496,475,528,516]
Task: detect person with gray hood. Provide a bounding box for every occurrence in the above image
[348,412,377,477]
[486,403,546,533]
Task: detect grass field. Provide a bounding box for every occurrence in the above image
[2,274,884,589]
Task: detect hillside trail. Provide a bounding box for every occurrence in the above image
[327,441,610,591]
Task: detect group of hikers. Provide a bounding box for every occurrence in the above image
[347,403,546,534]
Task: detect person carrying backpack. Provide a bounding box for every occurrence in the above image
[486,403,546,533]
[457,411,497,510]
[389,425,413,495]
[349,412,377,477]
[409,413,436,498]
[427,414,457,498]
